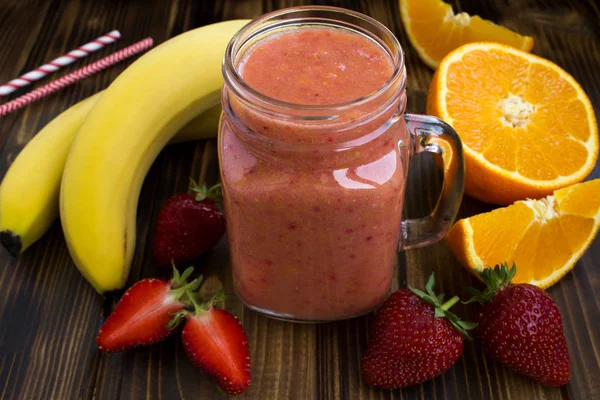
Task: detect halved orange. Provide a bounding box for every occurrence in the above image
[428,42,598,205]
[400,0,534,69]
[447,179,600,289]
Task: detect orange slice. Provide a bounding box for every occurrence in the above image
[399,0,534,69]
[447,179,600,289]
[428,42,598,205]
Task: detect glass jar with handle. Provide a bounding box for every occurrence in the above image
[219,6,465,322]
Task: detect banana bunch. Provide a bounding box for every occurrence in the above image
[0,95,220,256]
[0,19,249,293]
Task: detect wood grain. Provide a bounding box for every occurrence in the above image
[0,0,598,399]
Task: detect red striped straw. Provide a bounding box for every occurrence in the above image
[0,30,122,97]
[0,38,153,118]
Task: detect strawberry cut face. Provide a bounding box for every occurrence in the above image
[96,279,184,352]
[182,308,251,395]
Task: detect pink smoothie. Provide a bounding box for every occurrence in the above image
[220,27,408,320]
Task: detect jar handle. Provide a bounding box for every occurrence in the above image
[400,114,465,250]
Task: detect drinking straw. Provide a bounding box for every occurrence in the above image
[0,30,122,96]
[0,38,153,118]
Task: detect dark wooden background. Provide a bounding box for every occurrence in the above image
[0,0,598,399]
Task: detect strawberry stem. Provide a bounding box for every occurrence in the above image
[170,277,202,302]
[189,178,222,204]
[188,178,203,194]
[187,291,204,314]
[179,266,194,283]
[464,262,516,305]
[166,309,188,330]
[441,296,459,311]
[409,273,476,339]
[167,286,230,330]
[171,264,194,287]
[210,288,226,304]
[206,183,222,200]
[168,264,203,302]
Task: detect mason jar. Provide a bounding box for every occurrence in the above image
[219,6,464,322]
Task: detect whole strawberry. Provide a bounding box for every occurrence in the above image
[153,180,225,266]
[97,267,200,352]
[171,291,251,395]
[466,263,570,386]
[361,273,475,389]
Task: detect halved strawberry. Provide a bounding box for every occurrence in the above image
[173,291,251,395]
[96,267,200,352]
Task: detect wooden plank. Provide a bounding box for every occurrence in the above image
[0,0,598,399]
[0,1,112,399]
[0,0,53,148]
[0,0,195,399]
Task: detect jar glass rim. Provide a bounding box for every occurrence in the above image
[222,5,405,112]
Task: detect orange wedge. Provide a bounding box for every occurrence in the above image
[428,42,598,205]
[399,0,534,68]
[447,179,600,289]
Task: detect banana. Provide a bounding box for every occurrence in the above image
[0,95,222,256]
[60,20,249,293]
[0,93,101,256]
[173,102,222,144]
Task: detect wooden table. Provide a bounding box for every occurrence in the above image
[0,0,598,399]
